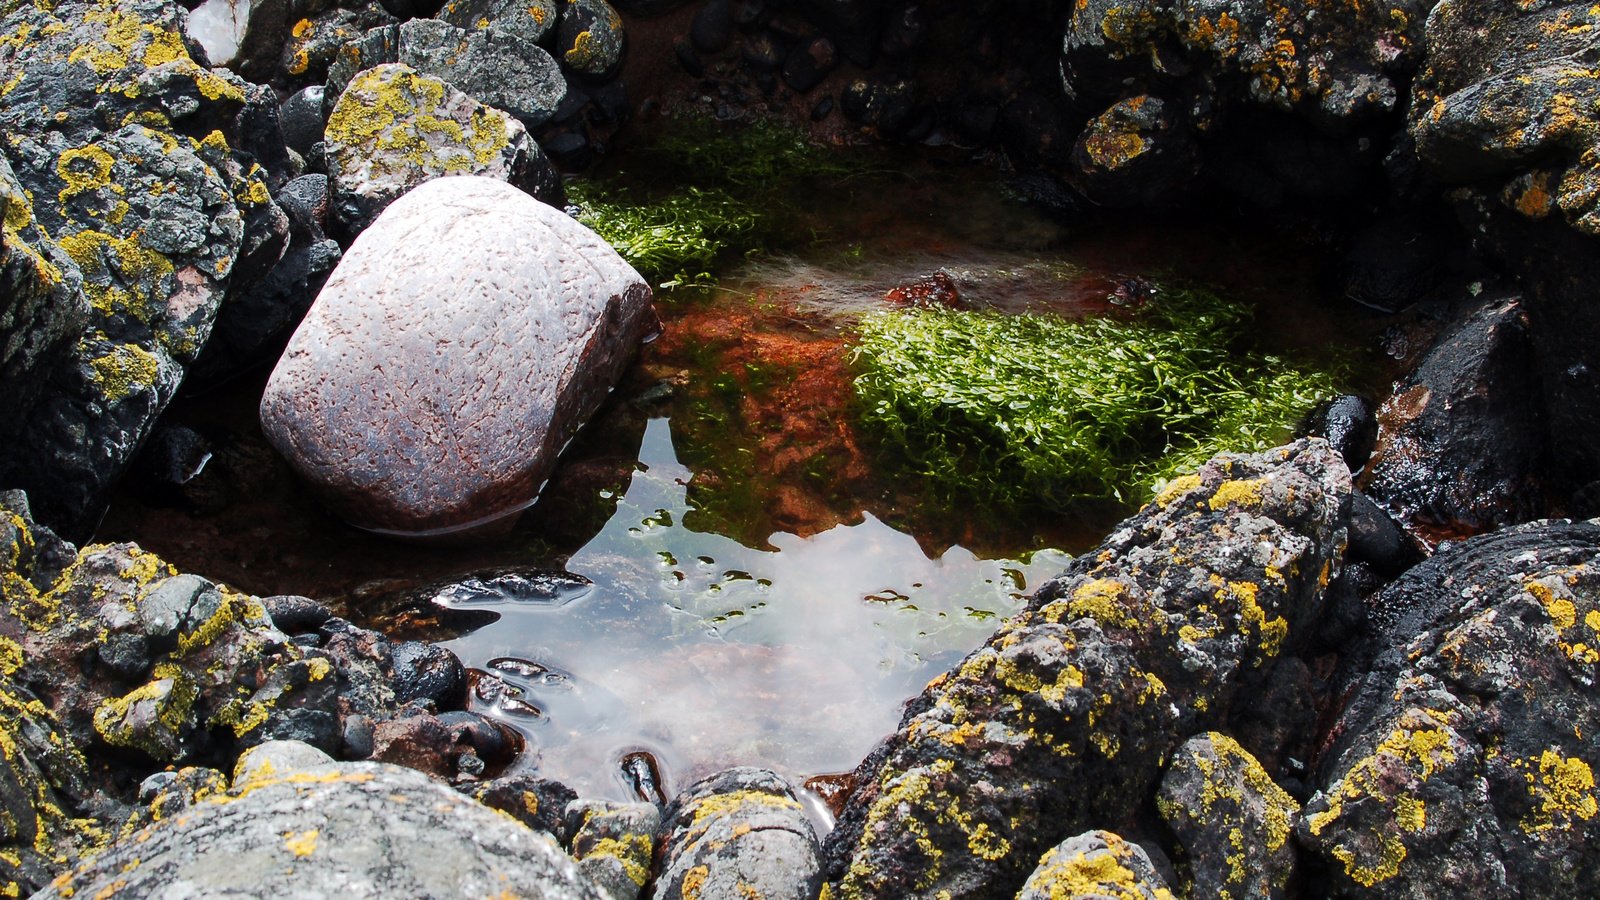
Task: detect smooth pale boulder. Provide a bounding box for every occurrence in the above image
[259,176,656,538]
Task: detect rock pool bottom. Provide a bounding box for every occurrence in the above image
[440,417,1069,811]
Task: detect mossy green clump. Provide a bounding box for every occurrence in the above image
[567,181,761,290]
[850,286,1341,509]
[568,114,870,289]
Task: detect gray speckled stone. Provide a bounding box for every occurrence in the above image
[396,18,568,127]
[36,761,607,899]
[260,176,655,538]
[567,800,659,900]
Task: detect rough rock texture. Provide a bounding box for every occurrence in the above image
[1070,94,1197,208]
[185,0,289,81]
[822,440,1350,899]
[441,0,559,44]
[558,0,627,80]
[1300,519,1600,895]
[1018,831,1175,900]
[1400,0,1600,491]
[567,799,660,900]
[467,774,578,840]
[0,0,280,537]
[0,153,87,448]
[322,64,557,235]
[36,760,608,899]
[278,2,397,90]
[1361,293,1547,540]
[653,768,823,900]
[260,175,656,537]
[1156,732,1300,898]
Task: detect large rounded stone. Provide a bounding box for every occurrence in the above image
[259,176,656,538]
[36,761,607,899]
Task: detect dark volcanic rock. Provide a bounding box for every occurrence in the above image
[277,3,398,90]
[1301,519,1600,895]
[37,760,606,898]
[1157,732,1300,897]
[654,768,822,900]
[558,0,627,81]
[394,18,568,127]
[1304,394,1378,475]
[822,440,1350,898]
[1362,293,1548,540]
[440,0,559,44]
[466,774,577,840]
[260,176,654,537]
[279,85,328,155]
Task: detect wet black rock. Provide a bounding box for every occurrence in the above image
[822,440,1350,898]
[841,78,917,137]
[1304,394,1378,475]
[1302,519,1600,895]
[261,595,333,635]
[654,768,822,900]
[1362,293,1549,539]
[1338,214,1456,313]
[279,85,328,155]
[390,640,469,710]
[1157,733,1300,897]
[1347,490,1420,577]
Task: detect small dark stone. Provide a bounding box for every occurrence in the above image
[437,710,522,768]
[781,36,835,93]
[305,141,329,175]
[732,0,765,30]
[342,713,375,759]
[279,86,327,156]
[467,774,578,840]
[543,130,593,167]
[691,0,734,52]
[275,174,332,244]
[1318,561,1379,651]
[1305,394,1377,474]
[1348,490,1421,576]
[390,641,469,710]
[621,749,666,805]
[260,595,332,634]
[742,33,782,71]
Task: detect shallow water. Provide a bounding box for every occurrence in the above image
[442,417,1069,804]
[98,154,1381,812]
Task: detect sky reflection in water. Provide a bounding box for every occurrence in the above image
[442,417,1070,803]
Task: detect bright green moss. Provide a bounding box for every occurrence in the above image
[568,182,761,289]
[849,286,1341,510]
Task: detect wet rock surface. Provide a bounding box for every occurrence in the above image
[260,176,655,537]
[823,439,1350,898]
[653,767,822,900]
[38,757,607,899]
[1362,293,1547,542]
[1302,519,1600,895]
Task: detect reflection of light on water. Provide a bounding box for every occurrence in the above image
[443,418,1070,803]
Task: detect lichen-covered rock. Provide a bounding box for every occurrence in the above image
[0,153,87,448]
[1156,732,1299,898]
[1300,519,1600,895]
[653,768,822,900]
[1070,94,1197,208]
[557,0,626,80]
[822,440,1350,899]
[1018,831,1175,900]
[278,2,396,90]
[1408,0,1600,230]
[467,774,577,840]
[439,0,559,49]
[401,18,568,126]
[260,176,656,537]
[568,799,659,900]
[1062,0,1431,128]
[322,63,556,234]
[1361,293,1547,540]
[119,765,228,839]
[0,0,280,536]
[36,760,608,899]
[231,738,336,790]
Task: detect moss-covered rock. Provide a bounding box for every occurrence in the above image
[1299,519,1600,895]
[566,799,658,900]
[323,63,557,234]
[821,439,1349,899]
[1157,732,1299,898]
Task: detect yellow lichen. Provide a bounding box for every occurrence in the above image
[87,343,160,403]
[1208,478,1266,510]
[282,829,318,857]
